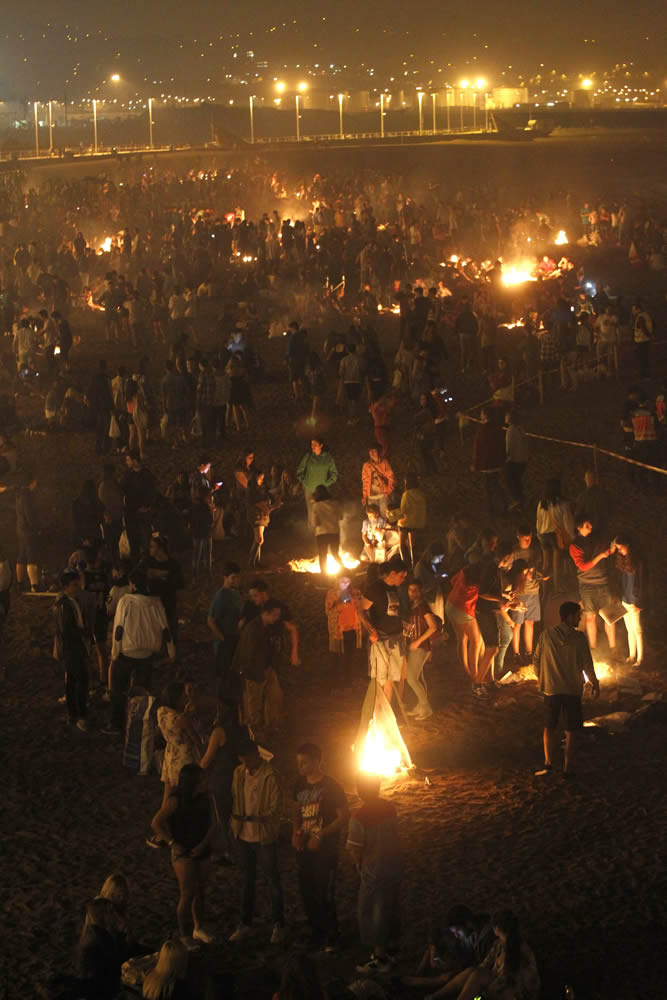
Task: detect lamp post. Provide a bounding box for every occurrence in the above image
[459,80,469,131]
[431,92,437,134]
[484,93,489,132]
[93,99,98,153]
[148,97,154,148]
[338,93,344,138]
[473,92,477,130]
[249,95,254,144]
[380,92,385,138]
[48,100,54,152]
[33,102,39,156]
[295,94,301,141]
[446,90,451,132]
[417,90,424,135]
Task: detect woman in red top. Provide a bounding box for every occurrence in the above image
[445,562,483,683]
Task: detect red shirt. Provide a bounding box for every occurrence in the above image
[448,569,479,616]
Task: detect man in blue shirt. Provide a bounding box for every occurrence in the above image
[207,561,242,697]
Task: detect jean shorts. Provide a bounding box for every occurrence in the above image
[579,583,611,615]
[510,591,541,624]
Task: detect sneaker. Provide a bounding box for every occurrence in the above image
[228,925,253,942]
[412,706,433,720]
[356,955,391,974]
[193,927,215,944]
[76,719,89,732]
[270,923,285,945]
[101,726,122,737]
[145,834,165,849]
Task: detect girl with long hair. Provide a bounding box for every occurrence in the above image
[535,477,575,592]
[151,764,217,945]
[613,533,645,666]
[445,561,484,691]
[142,939,189,1000]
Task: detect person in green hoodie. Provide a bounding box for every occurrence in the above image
[533,601,599,779]
[296,437,339,529]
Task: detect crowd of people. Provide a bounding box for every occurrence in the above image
[0,156,664,1000]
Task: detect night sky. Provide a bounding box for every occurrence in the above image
[1,0,665,99]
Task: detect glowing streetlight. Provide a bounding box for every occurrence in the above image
[275,80,286,94]
[582,78,593,89]
[297,81,308,92]
[110,73,121,83]
[475,77,487,90]
[417,90,424,135]
[459,79,470,90]
[249,94,255,144]
[337,93,344,139]
[33,101,39,156]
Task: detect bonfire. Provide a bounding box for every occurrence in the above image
[355,682,412,779]
[289,551,360,576]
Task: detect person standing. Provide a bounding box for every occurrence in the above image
[569,519,615,653]
[196,358,217,450]
[103,570,176,737]
[402,580,438,720]
[508,527,543,665]
[54,569,90,731]
[292,743,349,952]
[190,486,213,582]
[471,407,506,517]
[15,474,40,592]
[324,575,363,688]
[534,601,599,778]
[359,559,409,703]
[121,452,157,559]
[347,773,402,975]
[613,534,646,667]
[505,410,529,511]
[151,764,217,945]
[632,300,653,381]
[86,360,114,456]
[296,438,338,530]
[228,741,285,945]
[141,534,185,644]
[338,342,365,424]
[361,447,395,519]
[232,600,284,737]
[207,562,243,696]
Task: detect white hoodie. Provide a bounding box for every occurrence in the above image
[111,592,175,661]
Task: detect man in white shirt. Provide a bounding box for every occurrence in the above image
[103,569,175,736]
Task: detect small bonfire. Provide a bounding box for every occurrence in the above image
[355,682,412,778]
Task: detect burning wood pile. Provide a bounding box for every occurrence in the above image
[354,682,412,779]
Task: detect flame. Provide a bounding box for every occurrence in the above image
[449,254,459,263]
[87,291,105,312]
[360,715,405,776]
[53,345,61,355]
[98,237,112,254]
[501,265,537,286]
[289,551,360,575]
[554,230,569,245]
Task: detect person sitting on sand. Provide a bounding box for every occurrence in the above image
[405,905,495,988]
[76,898,124,1000]
[423,909,540,1000]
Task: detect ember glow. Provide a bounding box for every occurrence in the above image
[98,237,112,254]
[87,291,105,312]
[554,230,569,245]
[289,551,360,575]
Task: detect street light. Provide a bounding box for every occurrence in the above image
[110,73,121,83]
[417,90,424,135]
[275,80,286,94]
[48,100,54,152]
[582,78,593,89]
[295,83,307,141]
[148,97,154,149]
[249,94,255,144]
[431,93,437,134]
[446,89,451,132]
[337,93,344,138]
[33,101,39,156]
[93,99,98,153]
[380,92,391,138]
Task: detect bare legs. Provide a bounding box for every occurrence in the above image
[173,858,211,938]
[452,620,482,682]
[544,727,576,773]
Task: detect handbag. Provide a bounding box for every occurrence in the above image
[600,599,627,626]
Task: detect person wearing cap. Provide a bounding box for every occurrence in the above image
[103,569,176,737]
[54,570,90,731]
